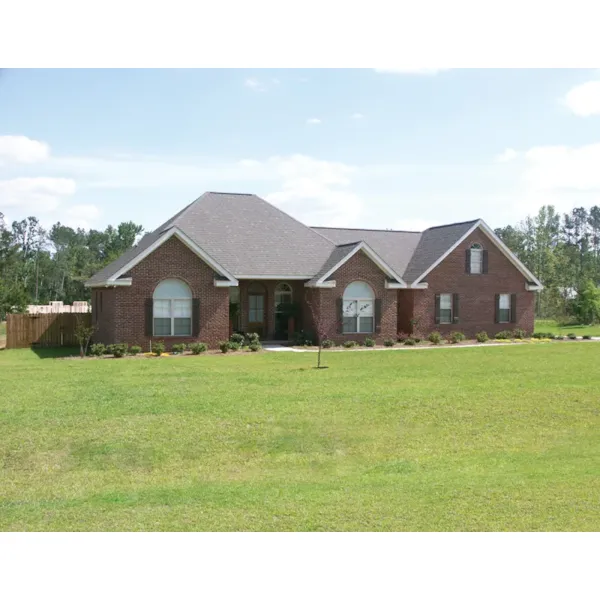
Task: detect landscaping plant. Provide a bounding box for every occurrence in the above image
[189,342,208,355]
[171,343,187,354]
[450,331,466,344]
[90,343,106,357]
[364,338,375,347]
[383,339,396,347]
[428,331,442,345]
[129,345,142,355]
[321,339,335,349]
[228,341,241,352]
[108,343,128,358]
[219,341,230,354]
[249,342,262,352]
[230,333,245,345]
[152,341,165,356]
[74,317,97,358]
[476,331,489,343]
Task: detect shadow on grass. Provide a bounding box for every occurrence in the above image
[30,346,80,359]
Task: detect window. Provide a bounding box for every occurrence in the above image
[342,281,374,334]
[153,279,192,336]
[470,243,483,274]
[439,293,453,324]
[498,293,511,323]
[275,282,293,311]
[248,282,266,324]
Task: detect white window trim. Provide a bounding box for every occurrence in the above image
[470,243,483,275]
[153,297,193,337]
[498,293,511,324]
[343,298,375,334]
[439,293,453,325]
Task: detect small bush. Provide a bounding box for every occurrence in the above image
[532,332,545,339]
[152,341,165,356]
[108,343,128,358]
[364,338,376,347]
[450,331,466,344]
[171,343,187,354]
[583,334,592,340]
[189,342,208,354]
[129,345,142,355]
[428,331,442,345]
[228,341,241,352]
[512,328,526,339]
[343,340,357,348]
[321,339,335,349]
[383,338,396,347]
[476,331,489,343]
[567,333,577,340]
[397,331,409,343]
[292,330,313,346]
[249,342,262,352]
[554,335,565,340]
[495,330,512,340]
[244,332,260,345]
[545,333,556,340]
[90,343,106,357]
[230,333,245,345]
[412,337,421,344]
[404,338,416,346]
[219,341,230,353]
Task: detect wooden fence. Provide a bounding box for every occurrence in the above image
[6,313,92,349]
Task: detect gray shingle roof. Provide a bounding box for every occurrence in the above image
[86,191,481,287]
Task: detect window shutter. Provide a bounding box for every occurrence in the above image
[482,250,489,274]
[434,294,441,324]
[374,299,382,333]
[452,293,460,323]
[192,299,200,337]
[494,294,500,324]
[145,298,153,336]
[336,298,343,334]
[510,294,517,323]
[465,249,471,274]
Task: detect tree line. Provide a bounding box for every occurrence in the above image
[0,212,143,318]
[495,205,600,322]
[1,204,600,322]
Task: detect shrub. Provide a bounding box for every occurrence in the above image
[404,338,416,346]
[343,340,357,349]
[554,335,565,340]
[230,333,245,345]
[249,342,262,352]
[189,342,208,354]
[495,330,512,340]
[228,341,241,352]
[219,341,230,353]
[546,333,556,340]
[397,331,409,343]
[532,332,545,339]
[450,331,466,344]
[412,337,421,344]
[383,338,396,347]
[476,331,489,343]
[152,341,165,356]
[512,328,526,339]
[428,331,442,345]
[567,333,577,340]
[171,343,187,354]
[292,330,314,346]
[129,345,142,355]
[108,343,128,358]
[583,334,592,340]
[90,343,106,357]
[364,337,376,347]
[244,332,260,345]
[321,339,335,349]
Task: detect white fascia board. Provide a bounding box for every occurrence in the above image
[408,282,429,289]
[215,280,239,287]
[526,283,543,291]
[385,281,406,289]
[316,242,407,287]
[304,280,336,288]
[108,228,238,285]
[236,275,312,280]
[85,278,132,288]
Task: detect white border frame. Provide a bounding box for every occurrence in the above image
[410,220,543,290]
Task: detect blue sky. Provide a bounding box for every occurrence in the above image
[2,68,600,233]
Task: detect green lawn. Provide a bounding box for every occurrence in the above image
[535,319,600,337]
[0,321,5,348]
[1,344,599,531]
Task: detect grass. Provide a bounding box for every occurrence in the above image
[1,344,599,531]
[0,321,5,348]
[535,319,600,337]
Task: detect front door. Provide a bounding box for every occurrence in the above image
[248,291,265,338]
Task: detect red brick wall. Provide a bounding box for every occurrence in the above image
[94,237,229,349]
[313,250,398,344]
[410,228,536,338]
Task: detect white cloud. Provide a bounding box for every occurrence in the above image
[244,77,267,92]
[351,113,364,119]
[0,135,50,164]
[63,204,100,229]
[495,148,518,163]
[238,159,261,167]
[306,118,322,125]
[564,80,600,117]
[0,177,76,215]
[374,68,448,75]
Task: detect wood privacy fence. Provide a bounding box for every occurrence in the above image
[6,313,92,349]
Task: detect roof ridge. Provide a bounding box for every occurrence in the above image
[312,225,422,234]
[424,219,480,231]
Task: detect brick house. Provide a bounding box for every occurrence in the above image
[86,192,542,348]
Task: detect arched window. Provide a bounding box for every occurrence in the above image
[275,282,293,311]
[470,243,483,274]
[342,281,374,334]
[153,279,192,336]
